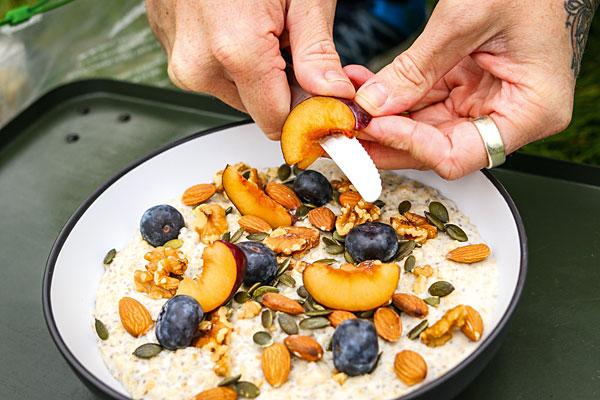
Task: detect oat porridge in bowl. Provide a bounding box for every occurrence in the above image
[43,122,526,400]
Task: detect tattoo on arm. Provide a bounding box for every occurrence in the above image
[564,0,599,77]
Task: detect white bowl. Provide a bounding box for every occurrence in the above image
[43,122,527,399]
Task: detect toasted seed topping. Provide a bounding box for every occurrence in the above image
[95,318,109,340]
[429,201,449,223]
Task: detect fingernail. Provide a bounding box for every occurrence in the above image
[356,83,388,110]
[324,70,351,84]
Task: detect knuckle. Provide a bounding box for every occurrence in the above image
[212,38,245,70]
[552,106,573,132]
[168,48,211,92]
[297,38,341,63]
[390,52,431,93]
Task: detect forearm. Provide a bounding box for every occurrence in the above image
[564,0,599,77]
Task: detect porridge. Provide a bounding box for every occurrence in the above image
[94,159,498,400]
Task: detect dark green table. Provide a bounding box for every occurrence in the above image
[1,80,598,399]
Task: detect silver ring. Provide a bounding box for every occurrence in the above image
[472,116,505,169]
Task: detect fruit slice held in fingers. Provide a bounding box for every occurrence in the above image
[281,96,371,169]
[222,164,292,228]
[176,240,246,312]
[303,261,399,311]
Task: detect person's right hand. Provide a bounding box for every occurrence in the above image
[146,0,355,139]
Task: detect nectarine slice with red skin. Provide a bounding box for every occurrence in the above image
[176,240,246,312]
[303,261,399,311]
[222,164,293,228]
[281,96,372,169]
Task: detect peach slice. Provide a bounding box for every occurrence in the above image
[281,96,371,169]
[222,164,292,228]
[176,240,246,312]
[303,261,399,311]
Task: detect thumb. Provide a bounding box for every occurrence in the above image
[287,0,355,98]
[355,2,494,116]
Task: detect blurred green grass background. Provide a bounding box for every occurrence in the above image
[2,0,598,165]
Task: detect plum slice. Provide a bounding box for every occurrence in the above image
[281,96,372,169]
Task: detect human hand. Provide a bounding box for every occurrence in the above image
[146,0,355,139]
[350,0,591,179]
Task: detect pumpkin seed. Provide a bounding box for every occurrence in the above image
[261,309,274,329]
[322,236,339,247]
[428,281,455,297]
[429,201,449,223]
[304,203,318,209]
[164,239,183,249]
[306,296,325,311]
[344,250,355,263]
[133,343,162,359]
[283,178,296,187]
[313,258,336,265]
[103,249,116,265]
[230,228,244,243]
[403,255,416,273]
[247,282,262,296]
[445,224,468,242]
[235,381,260,398]
[94,318,109,340]
[253,286,279,298]
[295,205,309,219]
[221,231,231,242]
[395,240,416,261]
[278,274,296,288]
[299,316,330,330]
[225,206,234,215]
[332,231,346,243]
[408,320,429,340]
[246,232,268,241]
[292,165,304,175]
[305,309,332,317]
[252,331,273,347]
[234,291,250,304]
[218,374,241,387]
[333,190,341,203]
[424,211,446,231]
[297,286,309,298]
[269,278,279,288]
[373,200,385,209]
[424,296,440,307]
[357,309,375,319]
[397,200,412,214]
[278,313,298,334]
[278,164,292,181]
[326,337,333,351]
[276,257,292,277]
[325,244,344,255]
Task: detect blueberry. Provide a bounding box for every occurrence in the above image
[332,319,379,376]
[293,170,332,206]
[155,295,203,350]
[140,205,185,247]
[345,222,399,263]
[236,241,278,285]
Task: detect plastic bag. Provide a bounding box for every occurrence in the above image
[0,0,169,124]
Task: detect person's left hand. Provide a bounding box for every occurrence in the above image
[345,0,578,180]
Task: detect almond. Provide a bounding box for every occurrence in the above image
[461,305,484,341]
[261,293,304,315]
[446,243,491,264]
[394,350,427,386]
[392,293,429,318]
[266,182,301,210]
[338,191,362,207]
[307,207,336,231]
[328,310,357,327]
[182,183,217,206]
[262,343,291,388]
[194,386,237,400]
[118,297,153,337]
[283,335,324,361]
[373,307,402,342]
[238,215,272,233]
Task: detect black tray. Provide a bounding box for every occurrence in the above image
[1,79,599,399]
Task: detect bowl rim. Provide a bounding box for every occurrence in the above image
[42,120,528,400]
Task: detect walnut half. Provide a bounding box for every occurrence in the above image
[390,212,437,244]
[264,226,320,256]
[134,247,188,299]
[193,203,228,244]
[335,200,381,236]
